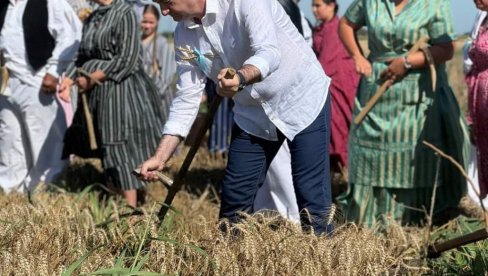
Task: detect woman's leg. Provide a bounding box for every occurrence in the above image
[124,189,137,208]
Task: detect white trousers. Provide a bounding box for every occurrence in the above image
[254,143,300,222]
[468,145,488,206]
[0,77,67,192]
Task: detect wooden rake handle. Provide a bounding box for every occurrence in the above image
[76,68,103,150]
[354,36,430,125]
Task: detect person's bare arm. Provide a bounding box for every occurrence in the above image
[380,41,454,82]
[339,17,371,77]
[139,134,183,181]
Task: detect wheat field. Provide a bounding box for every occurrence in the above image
[1,39,487,275]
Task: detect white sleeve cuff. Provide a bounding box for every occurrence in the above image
[163,120,192,138]
[46,65,60,79]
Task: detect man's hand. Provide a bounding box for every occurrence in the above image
[137,135,182,181]
[217,68,239,98]
[139,156,166,181]
[41,73,58,93]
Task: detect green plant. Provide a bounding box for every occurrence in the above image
[429,216,488,275]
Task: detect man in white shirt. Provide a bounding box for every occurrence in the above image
[140,0,333,234]
[0,0,82,192]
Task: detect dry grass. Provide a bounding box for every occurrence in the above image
[0,164,426,275]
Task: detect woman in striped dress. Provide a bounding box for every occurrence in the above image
[60,0,164,207]
[338,0,469,227]
[141,4,176,123]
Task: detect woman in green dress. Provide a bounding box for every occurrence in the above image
[338,0,469,227]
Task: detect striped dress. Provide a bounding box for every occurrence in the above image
[337,0,470,227]
[65,0,164,190]
[205,79,234,153]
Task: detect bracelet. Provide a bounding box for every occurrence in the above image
[403,56,412,70]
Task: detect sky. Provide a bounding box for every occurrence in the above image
[159,0,479,35]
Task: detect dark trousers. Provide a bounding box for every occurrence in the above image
[219,97,332,234]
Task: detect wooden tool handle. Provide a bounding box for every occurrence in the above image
[224,68,236,79]
[77,68,102,85]
[132,168,174,189]
[354,82,389,125]
[354,36,429,125]
[81,93,98,150]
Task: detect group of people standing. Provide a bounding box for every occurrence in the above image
[0,0,176,207]
[0,0,485,234]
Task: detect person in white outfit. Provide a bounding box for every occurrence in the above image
[254,143,300,222]
[0,0,82,193]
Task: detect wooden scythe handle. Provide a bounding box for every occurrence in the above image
[76,68,103,151]
[156,68,236,225]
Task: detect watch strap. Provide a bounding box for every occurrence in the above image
[236,70,246,91]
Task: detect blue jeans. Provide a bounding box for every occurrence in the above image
[219,97,332,234]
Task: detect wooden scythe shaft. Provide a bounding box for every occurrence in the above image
[77,68,102,151]
[156,68,237,226]
[428,228,488,258]
[354,36,430,125]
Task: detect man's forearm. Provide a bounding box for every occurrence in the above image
[154,134,183,163]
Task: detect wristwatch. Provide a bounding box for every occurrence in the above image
[403,55,412,70]
[236,71,246,91]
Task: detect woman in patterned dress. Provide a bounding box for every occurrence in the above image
[312,0,360,183]
[337,0,469,227]
[466,0,488,204]
[60,0,164,207]
[141,4,177,123]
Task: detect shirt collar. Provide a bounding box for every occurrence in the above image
[183,0,218,29]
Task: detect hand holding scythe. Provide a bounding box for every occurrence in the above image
[136,68,237,226]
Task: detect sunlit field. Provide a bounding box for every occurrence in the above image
[1,37,487,275]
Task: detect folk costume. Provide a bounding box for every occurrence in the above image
[0,0,82,192]
[313,15,360,169]
[64,0,164,191]
[338,0,469,227]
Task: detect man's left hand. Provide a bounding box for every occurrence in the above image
[217,68,239,98]
[41,73,58,93]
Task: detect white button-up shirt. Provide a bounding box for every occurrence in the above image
[164,0,330,141]
[0,0,82,88]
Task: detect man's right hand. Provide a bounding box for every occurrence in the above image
[139,156,166,181]
[138,134,182,181]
